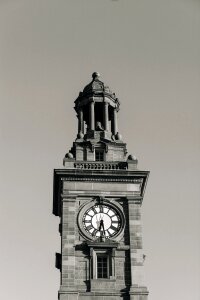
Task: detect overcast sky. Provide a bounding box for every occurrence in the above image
[0,1,200,300]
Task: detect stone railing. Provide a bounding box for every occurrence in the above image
[74,161,128,170]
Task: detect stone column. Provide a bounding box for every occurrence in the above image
[103,102,109,131]
[78,109,84,135]
[90,101,95,130]
[113,108,118,135]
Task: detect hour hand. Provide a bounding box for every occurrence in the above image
[98,219,103,231]
[99,219,105,235]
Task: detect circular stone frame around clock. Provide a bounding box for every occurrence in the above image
[77,198,126,242]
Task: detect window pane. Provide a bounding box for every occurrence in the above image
[95,150,104,161]
[97,256,108,278]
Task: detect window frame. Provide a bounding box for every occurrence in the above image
[91,249,115,280]
[95,149,104,161]
[96,254,109,279]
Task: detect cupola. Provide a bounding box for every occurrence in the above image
[74,72,120,141]
[64,73,138,170]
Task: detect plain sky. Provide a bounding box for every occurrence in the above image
[0,1,200,300]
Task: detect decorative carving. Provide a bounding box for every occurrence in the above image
[115,132,122,140]
[96,121,104,131]
[95,196,104,205]
[65,152,74,159]
[127,154,137,161]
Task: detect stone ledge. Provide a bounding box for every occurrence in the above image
[129,286,149,295]
[90,279,116,292]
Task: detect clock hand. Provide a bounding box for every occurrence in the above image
[102,220,106,235]
[96,216,100,230]
[99,219,103,231]
[99,219,105,236]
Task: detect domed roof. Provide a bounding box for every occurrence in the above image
[74,72,120,113]
[82,72,115,98]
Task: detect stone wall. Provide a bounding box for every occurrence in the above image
[57,179,148,299]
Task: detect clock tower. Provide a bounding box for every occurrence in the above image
[53,73,149,300]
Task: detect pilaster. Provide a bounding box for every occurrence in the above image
[61,196,77,290]
[127,197,148,299]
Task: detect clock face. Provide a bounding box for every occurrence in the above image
[82,204,121,239]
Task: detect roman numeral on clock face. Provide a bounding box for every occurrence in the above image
[92,229,98,236]
[92,207,98,214]
[110,225,117,232]
[86,225,93,231]
[107,229,112,237]
[99,205,103,213]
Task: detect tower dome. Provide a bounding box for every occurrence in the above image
[82,72,115,99]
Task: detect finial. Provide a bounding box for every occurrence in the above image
[92,72,100,80]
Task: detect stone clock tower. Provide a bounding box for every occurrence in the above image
[53,73,149,300]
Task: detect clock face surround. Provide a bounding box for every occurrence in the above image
[78,199,125,241]
[83,204,121,239]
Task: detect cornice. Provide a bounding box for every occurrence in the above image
[54,168,149,177]
[53,169,149,216]
[61,176,143,183]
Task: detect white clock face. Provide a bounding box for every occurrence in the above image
[82,204,121,239]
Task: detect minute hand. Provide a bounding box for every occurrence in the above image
[99,220,105,236]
